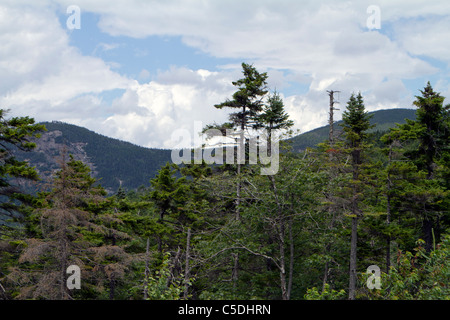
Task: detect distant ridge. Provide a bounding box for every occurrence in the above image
[20,121,172,193]
[16,108,417,193]
[288,108,417,152]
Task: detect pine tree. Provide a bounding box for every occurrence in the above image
[382,82,449,252]
[213,63,268,219]
[0,110,46,298]
[257,91,294,156]
[0,110,46,232]
[214,62,269,133]
[258,91,293,134]
[149,163,188,222]
[341,92,373,300]
[412,82,448,179]
[11,153,105,299]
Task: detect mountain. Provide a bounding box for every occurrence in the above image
[288,108,417,152]
[16,108,417,193]
[18,121,172,193]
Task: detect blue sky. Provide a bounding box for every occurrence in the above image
[1,0,449,149]
[64,12,233,80]
[62,10,309,98]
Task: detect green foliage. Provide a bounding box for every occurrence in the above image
[409,82,449,177]
[145,253,186,300]
[364,235,450,300]
[381,82,449,252]
[289,108,416,152]
[341,92,374,147]
[304,284,346,300]
[258,91,294,133]
[1,79,449,301]
[214,62,268,130]
[0,110,46,229]
[24,121,172,192]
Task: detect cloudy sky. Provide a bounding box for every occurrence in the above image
[1,0,449,149]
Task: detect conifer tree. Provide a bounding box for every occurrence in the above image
[257,91,294,155]
[0,110,45,299]
[412,82,448,179]
[0,110,46,231]
[382,82,449,252]
[211,63,269,222]
[214,63,269,133]
[11,153,105,299]
[341,92,373,300]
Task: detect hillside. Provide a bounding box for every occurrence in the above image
[16,108,417,193]
[18,121,172,193]
[288,108,417,152]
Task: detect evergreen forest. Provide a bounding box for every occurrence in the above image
[0,63,449,301]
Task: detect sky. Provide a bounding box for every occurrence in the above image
[1,0,450,149]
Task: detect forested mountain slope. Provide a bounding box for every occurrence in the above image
[288,108,417,152]
[16,109,416,193]
[2,72,448,302]
[17,121,172,193]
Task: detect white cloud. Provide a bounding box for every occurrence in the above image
[394,15,450,63]
[0,2,132,119]
[59,0,437,75]
[1,0,449,150]
[89,68,234,149]
[57,0,440,111]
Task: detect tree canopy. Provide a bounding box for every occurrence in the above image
[0,78,448,302]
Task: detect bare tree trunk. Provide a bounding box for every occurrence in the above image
[327,90,339,146]
[0,281,7,300]
[184,228,191,299]
[109,276,115,300]
[322,207,336,292]
[348,216,358,300]
[60,249,67,300]
[348,146,360,300]
[235,126,244,221]
[59,221,69,300]
[109,232,118,299]
[268,175,290,300]
[236,163,241,221]
[423,219,434,252]
[322,93,339,292]
[386,144,392,273]
[143,237,150,299]
[59,157,69,300]
[231,127,244,294]
[231,252,239,295]
[166,247,182,288]
[279,217,288,300]
[287,216,294,300]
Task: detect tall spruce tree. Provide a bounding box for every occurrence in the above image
[213,63,268,220]
[257,91,294,156]
[149,162,189,252]
[214,63,269,133]
[341,92,373,300]
[0,110,46,231]
[0,110,45,299]
[382,82,449,252]
[11,154,105,299]
[412,82,448,178]
[412,83,449,250]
